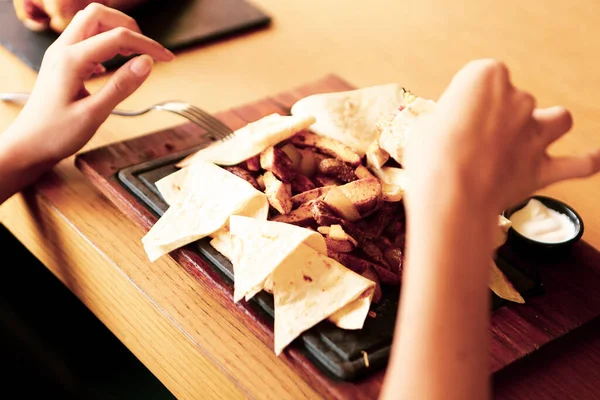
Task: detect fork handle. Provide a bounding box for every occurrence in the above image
[1,92,133,116]
[0,92,31,106]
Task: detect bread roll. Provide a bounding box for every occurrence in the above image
[13,0,149,33]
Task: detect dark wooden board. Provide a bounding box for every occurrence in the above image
[75,74,600,399]
[116,152,400,381]
[0,0,271,72]
[115,148,541,380]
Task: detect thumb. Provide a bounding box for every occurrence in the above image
[87,55,154,118]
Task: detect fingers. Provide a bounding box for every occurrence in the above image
[82,55,154,119]
[47,3,174,79]
[454,58,511,88]
[508,90,536,130]
[444,59,507,98]
[534,106,573,144]
[57,3,140,45]
[70,27,174,66]
[93,64,107,75]
[540,149,600,187]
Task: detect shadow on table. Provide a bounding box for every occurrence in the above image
[0,224,176,400]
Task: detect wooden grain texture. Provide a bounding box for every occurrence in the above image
[1,169,322,400]
[75,75,600,400]
[494,317,600,400]
[0,193,247,400]
[75,75,385,400]
[2,1,600,398]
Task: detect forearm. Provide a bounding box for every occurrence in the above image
[0,122,55,205]
[381,190,497,400]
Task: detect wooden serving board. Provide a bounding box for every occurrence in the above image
[0,0,271,72]
[75,75,600,399]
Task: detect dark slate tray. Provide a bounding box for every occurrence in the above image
[115,147,544,381]
[0,0,271,72]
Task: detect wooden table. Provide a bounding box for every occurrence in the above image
[1,1,599,399]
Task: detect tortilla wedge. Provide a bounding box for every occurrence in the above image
[141,160,269,262]
[372,166,409,191]
[155,166,189,206]
[272,243,375,355]
[228,216,376,351]
[496,215,512,248]
[489,260,525,304]
[228,215,326,302]
[377,97,436,165]
[209,230,238,264]
[290,83,408,155]
[176,113,316,168]
[489,214,525,304]
[328,295,373,330]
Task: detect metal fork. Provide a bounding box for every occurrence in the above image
[0,92,235,141]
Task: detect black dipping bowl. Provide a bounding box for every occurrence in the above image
[502,195,584,257]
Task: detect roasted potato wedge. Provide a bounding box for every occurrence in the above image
[371,263,400,286]
[355,165,375,180]
[370,235,403,271]
[290,131,362,166]
[358,239,389,267]
[357,202,398,237]
[317,226,330,235]
[372,235,395,249]
[297,148,328,177]
[384,247,403,271]
[314,175,341,187]
[392,232,406,250]
[328,251,398,286]
[272,199,317,226]
[361,266,383,304]
[291,174,316,194]
[327,251,369,274]
[365,139,390,170]
[323,187,362,222]
[260,146,296,183]
[246,155,261,171]
[280,143,302,171]
[311,201,369,239]
[292,186,334,208]
[338,178,383,216]
[320,224,358,253]
[373,166,408,190]
[382,183,404,202]
[312,200,346,226]
[256,174,266,191]
[328,224,358,246]
[324,237,355,253]
[318,158,357,183]
[384,209,405,238]
[297,149,316,176]
[224,166,260,190]
[263,171,293,215]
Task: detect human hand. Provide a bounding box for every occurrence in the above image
[404,59,600,215]
[8,3,174,166]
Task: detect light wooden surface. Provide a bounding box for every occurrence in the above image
[1,1,599,399]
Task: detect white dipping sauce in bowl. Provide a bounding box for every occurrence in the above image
[508,198,576,243]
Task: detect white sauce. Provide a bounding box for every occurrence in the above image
[509,199,576,243]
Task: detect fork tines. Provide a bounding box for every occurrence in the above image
[177,105,235,142]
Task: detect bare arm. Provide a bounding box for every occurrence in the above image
[380,59,600,400]
[381,190,495,400]
[0,123,54,204]
[0,3,174,206]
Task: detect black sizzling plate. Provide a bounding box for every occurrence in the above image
[117,148,544,381]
